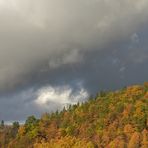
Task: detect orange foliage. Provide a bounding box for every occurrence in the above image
[128,132,141,148]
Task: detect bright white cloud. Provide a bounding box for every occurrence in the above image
[35,85,89,109]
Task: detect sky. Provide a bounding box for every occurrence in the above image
[0,0,148,122]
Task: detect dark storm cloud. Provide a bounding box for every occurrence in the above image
[0,0,148,121]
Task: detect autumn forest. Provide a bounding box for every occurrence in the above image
[0,82,147,148]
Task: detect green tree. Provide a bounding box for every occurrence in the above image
[0,120,4,128]
[25,116,39,139]
[13,121,19,129]
[9,121,20,138]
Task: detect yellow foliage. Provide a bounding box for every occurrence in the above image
[124,124,134,140]
[126,85,143,96]
[0,83,147,148]
[141,129,148,148]
[122,104,132,117]
[33,136,95,148]
[108,136,126,148]
[18,126,26,136]
[128,132,141,148]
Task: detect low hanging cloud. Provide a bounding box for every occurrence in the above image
[0,84,88,121]
[35,85,88,108]
[0,0,148,121]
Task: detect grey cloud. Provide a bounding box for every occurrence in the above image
[0,84,88,121]
[0,0,148,90]
[0,0,148,121]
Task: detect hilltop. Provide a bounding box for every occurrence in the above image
[0,82,148,148]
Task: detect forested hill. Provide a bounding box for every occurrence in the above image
[0,83,148,148]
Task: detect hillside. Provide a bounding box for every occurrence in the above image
[0,82,148,148]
